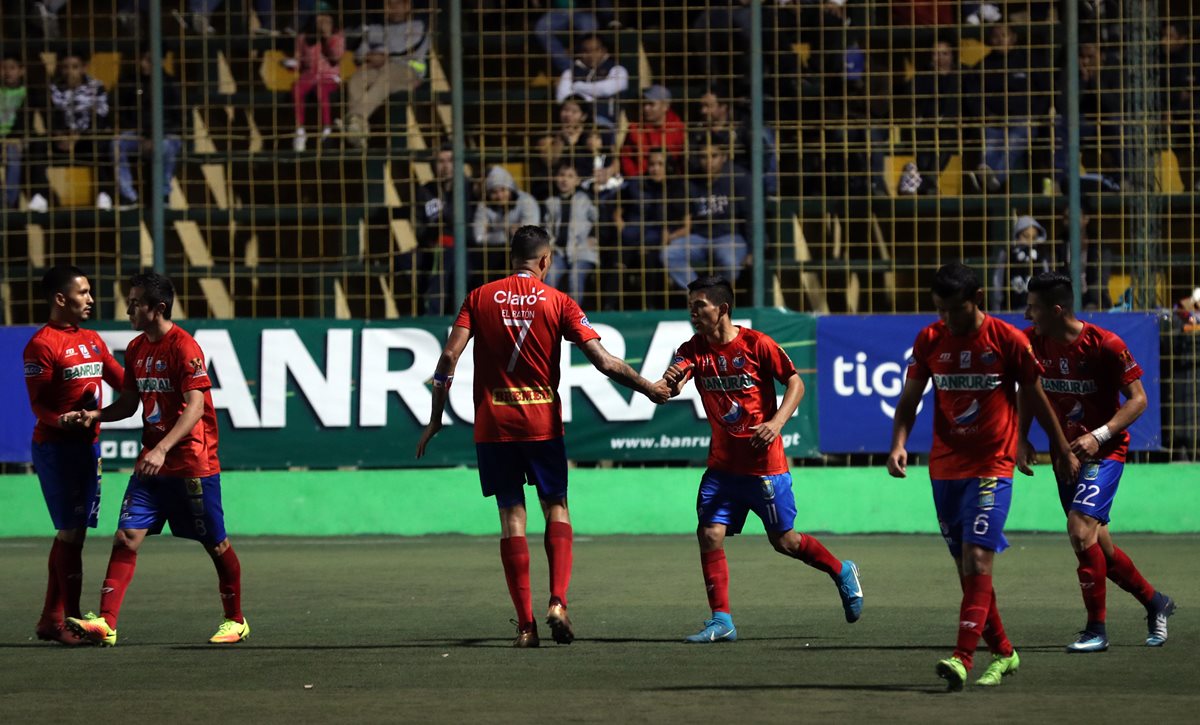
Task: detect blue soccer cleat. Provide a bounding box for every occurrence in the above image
[1146,594,1176,647]
[836,560,863,623]
[1066,630,1109,653]
[684,612,737,643]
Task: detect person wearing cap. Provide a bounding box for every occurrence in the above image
[991,215,1050,311]
[619,85,685,179]
[344,0,429,148]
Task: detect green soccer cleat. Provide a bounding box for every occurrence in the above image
[976,649,1020,686]
[209,617,250,644]
[935,656,968,692]
[65,612,117,646]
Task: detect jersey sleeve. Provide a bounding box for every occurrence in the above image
[178,338,213,394]
[1102,333,1143,386]
[671,338,698,375]
[95,334,125,388]
[560,297,601,347]
[759,335,798,384]
[23,336,61,427]
[453,291,474,331]
[905,328,932,381]
[1005,324,1044,385]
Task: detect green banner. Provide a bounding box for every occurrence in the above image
[84,310,817,469]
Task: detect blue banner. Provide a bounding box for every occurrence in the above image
[1,326,40,463]
[816,313,1162,454]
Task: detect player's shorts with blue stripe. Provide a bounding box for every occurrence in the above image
[118,473,227,547]
[931,477,1013,555]
[476,437,569,509]
[32,441,102,530]
[696,469,798,536]
[1057,459,1122,524]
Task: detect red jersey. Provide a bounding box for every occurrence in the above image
[454,272,600,443]
[907,315,1043,479]
[23,324,124,444]
[673,327,798,476]
[123,324,220,477]
[1025,322,1142,463]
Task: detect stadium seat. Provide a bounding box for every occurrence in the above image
[47,167,94,207]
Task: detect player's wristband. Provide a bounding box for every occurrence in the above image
[432,372,453,390]
[1090,425,1112,445]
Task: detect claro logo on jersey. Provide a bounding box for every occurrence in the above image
[831,348,929,418]
[493,288,547,306]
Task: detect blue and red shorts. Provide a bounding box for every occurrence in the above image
[931,476,1013,555]
[32,440,102,530]
[696,468,798,536]
[1057,459,1123,525]
[476,437,569,509]
[117,473,227,547]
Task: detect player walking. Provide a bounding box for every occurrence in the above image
[64,272,248,646]
[1020,271,1175,651]
[662,275,863,643]
[416,226,669,647]
[887,263,1079,690]
[23,266,124,644]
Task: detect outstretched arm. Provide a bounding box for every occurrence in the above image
[415,325,472,459]
[580,338,669,403]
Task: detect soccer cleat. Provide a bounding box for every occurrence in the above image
[209,618,250,644]
[976,650,1020,687]
[935,656,968,692]
[684,613,737,644]
[35,621,89,646]
[836,560,863,623]
[511,620,540,648]
[1146,595,1176,647]
[545,603,574,645]
[65,612,117,646]
[1066,631,1109,653]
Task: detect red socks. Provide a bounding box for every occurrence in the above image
[500,536,534,628]
[213,547,244,623]
[794,533,842,577]
[544,521,573,608]
[40,539,66,624]
[1075,543,1107,627]
[1105,545,1155,606]
[99,546,138,630]
[980,588,1013,656]
[953,574,994,670]
[59,539,84,620]
[700,549,731,614]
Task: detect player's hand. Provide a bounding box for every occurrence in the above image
[662,363,686,386]
[646,380,671,405]
[1070,431,1101,458]
[886,447,907,478]
[748,420,783,449]
[1016,438,1037,476]
[1052,450,1080,486]
[135,445,167,478]
[415,421,442,459]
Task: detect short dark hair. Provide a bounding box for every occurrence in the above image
[510,225,552,261]
[130,271,175,319]
[931,262,981,302]
[559,94,592,122]
[553,158,579,175]
[3,51,23,65]
[1027,270,1074,311]
[41,265,87,303]
[687,275,734,310]
[577,32,608,51]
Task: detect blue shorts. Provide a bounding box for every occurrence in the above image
[1057,459,1123,525]
[31,441,102,530]
[931,477,1013,555]
[118,474,227,547]
[476,438,568,509]
[696,469,798,536]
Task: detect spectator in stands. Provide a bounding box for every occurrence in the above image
[555,32,627,133]
[663,140,751,293]
[616,149,688,306]
[174,0,274,36]
[892,0,954,25]
[29,48,116,212]
[990,215,1049,311]
[1162,20,1198,191]
[534,1,614,77]
[687,0,752,94]
[620,85,685,179]
[416,144,476,316]
[345,0,429,149]
[1,52,33,209]
[693,88,778,196]
[29,0,67,38]
[114,50,183,206]
[529,96,612,201]
[472,165,540,288]
[1052,41,1124,191]
[971,22,1052,193]
[543,160,599,304]
[905,38,964,195]
[292,4,345,152]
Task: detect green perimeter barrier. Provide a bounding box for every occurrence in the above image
[2,464,1196,536]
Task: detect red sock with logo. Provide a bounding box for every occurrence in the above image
[1105,545,1155,607]
[57,539,85,619]
[980,588,1013,656]
[953,574,994,670]
[795,533,841,577]
[1076,543,1107,627]
[40,539,65,625]
[500,536,533,628]
[544,521,573,608]
[99,546,138,630]
[213,547,244,623]
[700,549,731,614]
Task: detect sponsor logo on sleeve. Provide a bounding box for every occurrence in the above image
[24,362,44,377]
[189,357,208,378]
[1118,349,1137,372]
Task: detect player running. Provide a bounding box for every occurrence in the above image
[887,263,1079,691]
[1020,271,1176,651]
[23,265,124,645]
[64,272,248,646]
[416,225,669,647]
[662,275,863,644]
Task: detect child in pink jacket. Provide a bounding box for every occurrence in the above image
[292,6,344,151]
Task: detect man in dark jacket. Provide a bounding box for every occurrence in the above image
[115,50,183,205]
[416,144,477,315]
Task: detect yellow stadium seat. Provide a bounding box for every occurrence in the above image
[1156,149,1185,193]
[883,154,915,197]
[500,162,526,192]
[938,154,962,196]
[959,39,991,67]
[88,52,121,89]
[791,43,812,67]
[47,166,94,207]
[259,49,297,92]
[340,52,357,81]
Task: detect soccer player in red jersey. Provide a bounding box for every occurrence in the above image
[23,265,124,645]
[416,226,670,647]
[661,276,863,643]
[1020,271,1175,651]
[64,272,248,646]
[887,263,1079,691]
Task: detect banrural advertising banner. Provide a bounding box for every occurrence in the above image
[815,312,1161,454]
[1,310,819,468]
